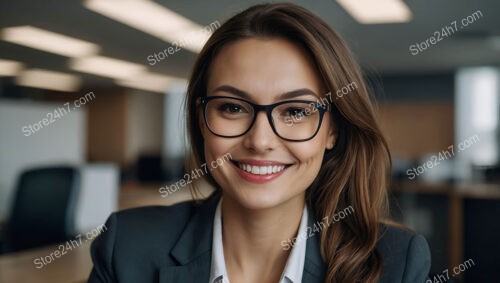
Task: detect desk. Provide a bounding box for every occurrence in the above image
[392,181,500,281]
[0,241,92,283]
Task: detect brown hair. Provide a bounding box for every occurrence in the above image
[185,3,391,282]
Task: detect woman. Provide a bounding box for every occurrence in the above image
[88,3,431,283]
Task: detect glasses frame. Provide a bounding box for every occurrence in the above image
[200,95,329,142]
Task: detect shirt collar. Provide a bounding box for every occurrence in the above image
[210,198,230,283]
[209,198,308,283]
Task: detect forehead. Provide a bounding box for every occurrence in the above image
[207,38,322,101]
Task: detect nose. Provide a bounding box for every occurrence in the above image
[242,111,279,153]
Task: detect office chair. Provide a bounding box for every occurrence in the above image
[2,166,80,253]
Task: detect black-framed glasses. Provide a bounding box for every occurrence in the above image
[200,96,329,142]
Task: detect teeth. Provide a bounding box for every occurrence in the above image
[237,163,286,175]
[251,166,259,174]
[261,166,267,174]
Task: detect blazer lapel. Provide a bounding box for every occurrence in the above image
[302,209,327,283]
[159,259,211,283]
[160,191,221,283]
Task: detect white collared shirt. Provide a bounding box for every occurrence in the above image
[209,199,308,283]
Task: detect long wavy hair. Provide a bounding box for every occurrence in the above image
[185,3,391,282]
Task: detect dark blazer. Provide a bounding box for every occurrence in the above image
[88,191,431,283]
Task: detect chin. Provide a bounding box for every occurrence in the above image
[225,182,299,211]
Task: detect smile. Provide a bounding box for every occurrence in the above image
[236,163,286,175]
[231,160,291,184]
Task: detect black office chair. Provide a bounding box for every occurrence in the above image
[2,166,80,253]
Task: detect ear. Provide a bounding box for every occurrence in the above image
[196,98,207,137]
[325,122,336,150]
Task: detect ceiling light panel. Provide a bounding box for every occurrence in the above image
[84,0,208,52]
[116,72,186,93]
[16,68,82,92]
[0,59,24,76]
[337,0,412,24]
[1,26,100,57]
[69,56,146,80]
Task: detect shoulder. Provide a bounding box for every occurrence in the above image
[377,225,431,283]
[104,191,219,246]
[90,192,218,264]
[91,199,196,260]
[111,199,196,237]
[88,192,220,282]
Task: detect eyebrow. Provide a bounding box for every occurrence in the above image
[211,85,319,101]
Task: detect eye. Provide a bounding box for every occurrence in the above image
[284,107,307,117]
[218,102,247,114]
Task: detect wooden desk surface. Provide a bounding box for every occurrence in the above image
[0,241,92,283]
[392,180,500,199]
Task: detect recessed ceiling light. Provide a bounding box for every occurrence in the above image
[1,26,100,57]
[116,72,186,93]
[15,68,82,92]
[84,0,208,52]
[337,0,412,24]
[0,59,24,76]
[69,56,146,79]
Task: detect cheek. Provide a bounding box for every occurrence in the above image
[290,142,325,166]
[205,139,227,161]
[292,123,331,164]
[204,137,232,161]
[202,137,237,180]
[286,142,326,195]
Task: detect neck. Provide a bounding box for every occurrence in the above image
[221,193,305,282]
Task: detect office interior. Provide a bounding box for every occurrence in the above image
[0,0,499,282]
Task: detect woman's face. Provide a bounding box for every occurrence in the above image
[201,38,335,210]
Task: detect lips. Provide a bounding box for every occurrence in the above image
[231,159,291,184]
[237,163,286,175]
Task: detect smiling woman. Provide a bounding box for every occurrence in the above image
[88,3,431,283]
